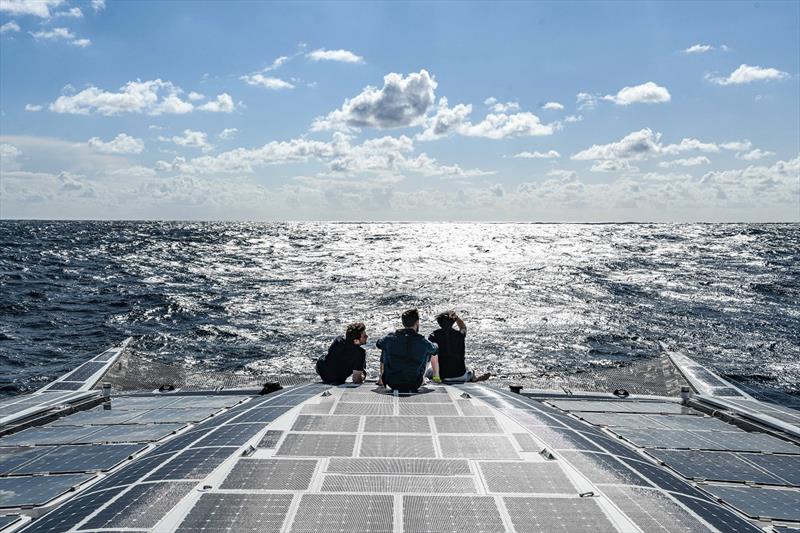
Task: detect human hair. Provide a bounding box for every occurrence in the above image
[401,309,420,328]
[436,312,455,329]
[345,322,366,342]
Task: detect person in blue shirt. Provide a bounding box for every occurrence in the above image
[376,309,439,392]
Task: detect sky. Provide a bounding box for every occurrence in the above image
[0,0,798,221]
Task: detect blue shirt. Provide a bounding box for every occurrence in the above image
[377,328,438,389]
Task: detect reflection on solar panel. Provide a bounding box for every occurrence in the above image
[327,458,471,475]
[651,415,739,432]
[480,462,577,494]
[403,495,503,533]
[81,481,195,529]
[504,497,617,533]
[439,435,520,459]
[292,494,393,533]
[741,454,800,485]
[0,514,21,530]
[672,494,764,532]
[705,486,800,521]
[600,485,715,533]
[292,415,360,432]
[176,493,293,533]
[18,487,118,533]
[613,428,717,449]
[0,447,52,475]
[696,431,799,454]
[226,406,285,423]
[0,474,92,508]
[44,382,83,391]
[620,459,706,498]
[189,423,264,447]
[649,449,786,484]
[145,447,235,480]
[86,423,183,443]
[61,362,106,382]
[576,412,669,429]
[108,397,180,410]
[558,451,648,486]
[127,408,220,424]
[221,458,317,490]
[257,430,283,448]
[525,427,604,452]
[83,452,172,494]
[549,400,691,415]
[11,444,145,475]
[0,425,102,446]
[49,408,144,426]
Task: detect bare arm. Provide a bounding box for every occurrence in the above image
[454,313,466,334]
[430,354,440,378]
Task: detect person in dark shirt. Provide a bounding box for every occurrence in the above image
[426,311,490,383]
[316,322,368,385]
[376,309,438,392]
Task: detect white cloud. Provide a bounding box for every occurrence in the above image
[602,81,671,105]
[30,26,90,46]
[0,143,22,169]
[0,20,20,33]
[54,6,82,18]
[0,0,62,18]
[265,55,289,71]
[161,129,213,152]
[736,148,774,161]
[24,103,42,111]
[684,44,713,54]
[187,91,204,101]
[591,160,637,172]
[240,74,295,90]
[49,79,198,115]
[512,150,560,159]
[306,48,364,63]
[661,138,720,155]
[312,70,436,131]
[719,140,752,151]
[416,97,472,141]
[487,100,520,113]
[564,115,582,123]
[91,0,104,11]
[88,133,144,154]
[542,102,564,110]
[218,128,238,140]
[706,64,790,85]
[576,92,597,110]
[197,93,235,113]
[573,128,662,161]
[658,156,711,168]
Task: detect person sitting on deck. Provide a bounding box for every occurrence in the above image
[425,311,491,383]
[316,322,368,385]
[376,309,439,392]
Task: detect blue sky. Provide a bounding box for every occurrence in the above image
[1,0,798,221]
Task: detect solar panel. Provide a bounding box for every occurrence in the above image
[11,444,145,474]
[549,400,690,414]
[576,412,669,429]
[399,403,459,416]
[107,396,181,410]
[558,451,649,486]
[0,473,92,508]
[176,493,293,533]
[600,485,715,533]
[164,396,248,409]
[61,362,106,382]
[705,486,800,521]
[504,408,566,428]
[403,495,503,533]
[434,416,501,434]
[396,393,453,403]
[649,449,786,484]
[84,423,184,443]
[672,494,764,532]
[619,458,706,498]
[81,481,195,529]
[189,423,264,447]
[0,446,53,475]
[694,431,800,454]
[322,474,477,493]
[512,433,540,452]
[480,462,577,494]
[504,496,618,533]
[127,408,220,424]
[292,415,360,432]
[257,430,283,448]
[221,458,317,490]
[49,408,145,426]
[364,415,430,433]
[456,401,495,416]
[650,415,738,432]
[439,435,520,459]
[741,454,800,485]
[44,381,83,391]
[0,514,21,529]
[360,435,435,458]
[334,402,394,415]
[291,494,393,533]
[83,452,174,493]
[525,427,604,452]
[145,447,236,480]
[612,428,715,449]
[276,433,356,457]
[0,425,102,446]
[225,405,286,424]
[338,393,395,403]
[327,458,471,475]
[17,487,118,533]
[300,401,334,414]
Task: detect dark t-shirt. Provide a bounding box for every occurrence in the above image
[377,329,438,391]
[316,336,366,384]
[428,328,466,379]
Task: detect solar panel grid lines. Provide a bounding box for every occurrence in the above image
[220,458,318,490]
[15,487,119,533]
[0,426,105,446]
[433,416,502,434]
[399,403,459,416]
[144,446,238,481]
[672,494,766,533]
[360,434,436,458]
[188,422,265,448]
[0,447,53,475]
[291,494,394,533]
[257,430,284,449]
[0,514,22,530]
[512,433,541,452]
[739,453,800,486]
[479,461,579,494]
[48,408,147,426]
[79,481,196,530]
[61,362,107,383]
[558,451,651,486]
[599,485,717,533]
[126,408,222,425]
[704,485,800,522]
[10,443,147,475]
[82,422,185,444]
[364,416,431,433]
[618,457,709,499]
[456,401,495,417]
[334,402,395,416]
[0,473,95,509]
[503,496,619,533]
[174,493,294,533]
[291,415,360,432]
[403,495,506,533]
[275,433,357,457]
[321,474,478,494]
[439,435,520,460]
[648,449,789,485]
[326,458,472,475]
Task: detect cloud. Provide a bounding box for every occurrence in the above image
[30,26,91,46]
[484,98,520,113]
[49,79,200,115]
[657,156,711,168]
[265,55,289,71]
[0,143,22,170]
[240,74,295,90]
[91,0,104,11]
[573,128,662,161]
[602,81,671,105]
[564,115,582,123]
[512,150,560,159]
[187,91,204,101]
[0,20,20,33]
[306,48,364,64]
[416,97,472,141]
[719,140,752,151]
[54,6,82,18]
[684,44,713,54]
[736,148,774,161]
[591,160,637,172]
[88,133,144,154]
[197,93,236,113]
[0,0,63,18]
[576,92,597,110]
[706,64,790,85]
[312,70,436,131]
[24,103,42,111]
[542,102,564,110]
[218,128,238,140]
[160,129,213,152]
[661,138,720,155]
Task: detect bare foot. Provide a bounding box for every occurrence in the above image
[473,372,491,382]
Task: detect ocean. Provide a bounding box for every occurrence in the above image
[1,221,798,406]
